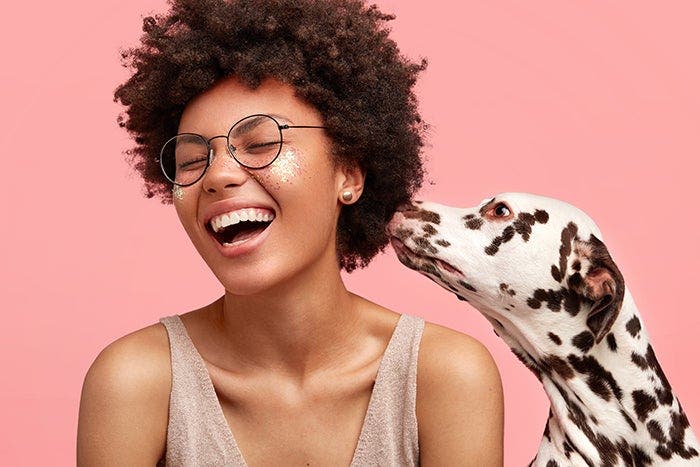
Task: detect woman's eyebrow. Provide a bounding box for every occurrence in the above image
[268,113,294,124]
[179,113,296,137]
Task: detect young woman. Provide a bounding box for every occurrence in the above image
[77,0,504,465]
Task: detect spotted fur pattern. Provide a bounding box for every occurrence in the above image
[386,192,699,466]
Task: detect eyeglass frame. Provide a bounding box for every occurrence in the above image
[156,113,327,187]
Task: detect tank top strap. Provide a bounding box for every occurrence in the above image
[158,315,245,466]
[350,313,425,466]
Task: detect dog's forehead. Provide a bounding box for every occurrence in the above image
[494,192,603,238]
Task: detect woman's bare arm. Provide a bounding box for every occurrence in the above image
[417,324,505,466]
[77,326,171,466]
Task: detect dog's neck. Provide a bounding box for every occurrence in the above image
[484,289,699,464]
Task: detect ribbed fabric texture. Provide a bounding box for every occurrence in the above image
[156,313,425,466]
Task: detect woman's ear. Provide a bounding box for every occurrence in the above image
[336,161,365,201]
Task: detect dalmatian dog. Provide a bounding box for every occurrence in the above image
[386,192,699,466]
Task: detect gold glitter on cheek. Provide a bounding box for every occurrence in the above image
[269,147,302,183]
[172,185,184,200]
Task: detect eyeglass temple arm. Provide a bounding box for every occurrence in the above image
[279,124,328,129]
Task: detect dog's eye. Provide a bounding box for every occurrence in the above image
[494,203,511,217]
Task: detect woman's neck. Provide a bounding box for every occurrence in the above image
[209,256,364,383]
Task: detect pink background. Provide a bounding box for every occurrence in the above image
[2,1,698,465]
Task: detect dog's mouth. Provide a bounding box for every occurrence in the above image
[389,236,464,277]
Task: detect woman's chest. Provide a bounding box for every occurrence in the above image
[211,363,379,466]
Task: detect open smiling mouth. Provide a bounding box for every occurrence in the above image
[206,217,274,247]
[389,236,464,277]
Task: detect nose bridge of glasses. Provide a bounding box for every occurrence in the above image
[206,135,238,165]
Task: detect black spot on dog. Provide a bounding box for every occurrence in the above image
[626,315,641,337]
[567,354,623,401]
[562,438,574,458]
[631,352,648,370]
[454,293,468,302]
[542,355,574,379]
[620,409,637,431]
[504,209,551,245]
[542,384,598,464]
[551,222,578,283]
[499,283,516,296]
[551,265,562,283]
[643,344,674,406]
[513,212,537,241]
[435,239,450,247]
[465,217,483,230]
[566,272,583,289]
[647,419,666,443]
[548,332,562,345]
[656,445,673,460]
[484,225,516,255]
[615,438,654,467]
[562,288,583,316]
[595,434,619,467]
[546,460,558,467]
[606,333,617,352]
[403,209,440,224]
[422,223,437,236]
[420,262,440,276]
[631,445,653,466]
[413,237,438,254]
[668,404,700,459]
[514,349,543,381]
[457,280,476,292]
[546,289,566,311]
[572,259,581,271]
[534,209,549,224]
[632,389,658,422]
[527,285,587,316]
[572,331,595,353]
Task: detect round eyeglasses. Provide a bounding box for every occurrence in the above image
[158,113,327,187]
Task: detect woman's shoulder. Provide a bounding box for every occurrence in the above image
[416,319,504,464]
[417,318,502,400]
[88,318,172,384]
[77,319,172,464]
[418,319,500,376]
[81,318,173,419]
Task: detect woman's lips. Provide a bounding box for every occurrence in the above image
[207,219,274,258]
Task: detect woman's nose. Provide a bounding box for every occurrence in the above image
[201,139,251,193]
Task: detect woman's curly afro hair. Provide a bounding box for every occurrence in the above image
[114,0,428,273]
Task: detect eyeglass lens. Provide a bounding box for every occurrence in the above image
[160,115,283,186]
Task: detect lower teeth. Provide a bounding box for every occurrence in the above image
[222,240,246,247]
[221,226,267,247]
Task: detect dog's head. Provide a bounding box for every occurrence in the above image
[386,192,625,353]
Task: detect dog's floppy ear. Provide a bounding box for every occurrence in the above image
[578,234,625,344]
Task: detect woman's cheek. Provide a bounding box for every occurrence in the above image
[255,146,305,189]
[172,185,185,201]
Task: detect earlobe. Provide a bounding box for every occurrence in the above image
[336,161,365,202]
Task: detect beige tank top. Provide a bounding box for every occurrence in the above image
[156,313,425,466]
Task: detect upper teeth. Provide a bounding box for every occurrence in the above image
[210,208,275,233]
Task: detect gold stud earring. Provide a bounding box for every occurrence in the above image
[341,191,353,202]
